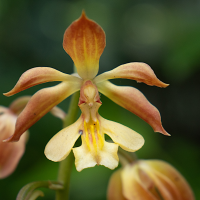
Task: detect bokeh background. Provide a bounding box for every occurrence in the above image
[0,0,200,199]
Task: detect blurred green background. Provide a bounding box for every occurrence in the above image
[0,0,200,199]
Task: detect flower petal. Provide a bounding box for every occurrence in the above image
[142,160,195,200]
[0,110,27,179]
[121,165,157,200]
[45,117,82,162]
[73,144,96,171]
[97,81,169,136]
[98,142,119,170]
[107,169,127,200]
[4,81,81,142]
[150,171,181,200]
[100,115,144,152]
[63,11,106,80]
[94,62,169,88]
[9,96,31,115]
[50,106,66,120]
[73,141,118,172]
[0,133,27,179]
[4,67,81,96]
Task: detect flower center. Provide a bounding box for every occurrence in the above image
[79,80,104,154]
[83,119,104,153]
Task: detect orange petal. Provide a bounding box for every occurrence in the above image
[97,81,169,136]
[4,67,81,96]
[63,11,106,79]
[143,160,195,200]
[3,81,80,142]
[94,62,169,88]
[0,107,27,179]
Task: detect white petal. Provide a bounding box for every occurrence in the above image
[100,116,144,152]
[73,141,119,172]
[45,117,82,162]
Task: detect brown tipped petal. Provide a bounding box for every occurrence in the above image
[4,81,80,142]
[63,11,106,79]
[97,81,169,136]
[94,62,169,88]
[4,67,81,96]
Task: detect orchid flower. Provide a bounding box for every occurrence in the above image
[0,97,65,178]
[4,11,169,171]
[0,97,29,178]
[107,160,194,200]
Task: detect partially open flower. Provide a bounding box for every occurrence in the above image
[4,11,169,171]
[107,160,194,200]
[0,97,30,179]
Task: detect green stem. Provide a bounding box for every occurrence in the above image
[55,91,80,200]
[118,148,138,167]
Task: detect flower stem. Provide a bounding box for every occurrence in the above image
[118,148,138,167]
[55,91,80,200]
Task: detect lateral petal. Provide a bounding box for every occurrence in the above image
[73,141,119,172]
[63,11,106,80]
[97,81,169,136]
[94,62,169,88]
[100,115,144,152]
[45,117,82,162]
[4,81,81,142]
[4,67,81,96]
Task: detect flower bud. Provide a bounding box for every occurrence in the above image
[107,160,194,200]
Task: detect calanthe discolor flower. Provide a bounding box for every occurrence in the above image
[4,11,169,171]
[0,97,29,178]
[107,160,194,200]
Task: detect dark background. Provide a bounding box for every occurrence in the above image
[0,0,200,199]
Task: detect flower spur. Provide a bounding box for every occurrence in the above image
[4,11,169,171]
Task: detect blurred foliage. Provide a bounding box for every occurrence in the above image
[0,0,200,199]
